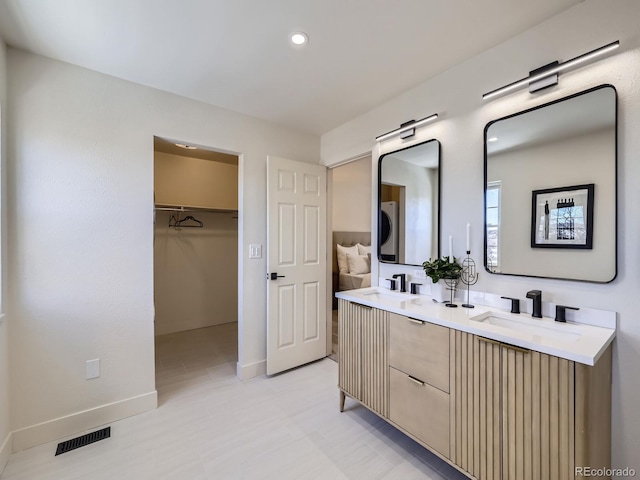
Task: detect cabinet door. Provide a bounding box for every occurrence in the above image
[361,306,389,417]
[453,332,501,480]
[453,331,576,480]
[501,345,575,480]
[338,299,361,400]
[337,300,389,417]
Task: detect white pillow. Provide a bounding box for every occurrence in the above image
[337,244,358,274]
[347,253,371,275]
[357,243,371,255]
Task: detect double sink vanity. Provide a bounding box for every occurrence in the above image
[336,287,615,480]
[358,81,619,479]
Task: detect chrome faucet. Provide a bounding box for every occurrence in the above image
[392,274,407,293]
[526,290,542,318]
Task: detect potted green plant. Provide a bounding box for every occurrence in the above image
[422,256,462,302]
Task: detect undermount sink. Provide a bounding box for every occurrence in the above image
[470,310,583,342]
[360,289,412,303]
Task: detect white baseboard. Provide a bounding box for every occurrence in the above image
[11,391,157,452]
[0,431,11,475]
[236,360,266,380]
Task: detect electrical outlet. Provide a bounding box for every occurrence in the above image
[86,359,100,380]
[413,269,427,279]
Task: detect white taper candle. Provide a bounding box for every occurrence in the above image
[449,235,453,263]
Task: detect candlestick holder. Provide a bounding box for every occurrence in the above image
[444,276,459,308]
[461,250,479,308]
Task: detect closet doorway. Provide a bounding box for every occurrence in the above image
[153,137,239,402]
[328,155,372,361]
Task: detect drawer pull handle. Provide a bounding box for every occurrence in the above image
[407,375,425,386]
[478,336,500,346]
[408,318,425,325]
[503,343,530,354]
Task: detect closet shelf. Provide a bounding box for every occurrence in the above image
[155,204,238,215]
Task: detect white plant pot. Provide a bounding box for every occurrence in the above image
[430,279,449,303]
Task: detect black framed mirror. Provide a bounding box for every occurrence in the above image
[484,85,617,283]
[378,139,441,266]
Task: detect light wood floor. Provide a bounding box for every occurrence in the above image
[1,323,467,480]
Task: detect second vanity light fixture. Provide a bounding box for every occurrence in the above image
[375,113,439,142]
[482,40,619,101]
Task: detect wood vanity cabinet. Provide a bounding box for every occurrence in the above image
[337,299,389,417]
[453,331,612,480]
[337,299,612,480]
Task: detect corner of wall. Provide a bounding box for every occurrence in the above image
[236,360,266,381]
[0,431,11,474]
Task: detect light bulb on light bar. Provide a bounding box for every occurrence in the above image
[483,40,619,101]
[375,113,439,142]
[175,143,198,150]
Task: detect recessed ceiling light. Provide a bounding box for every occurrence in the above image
[290,32,308,46]
[488,137,499,142]
[175,143,197,150]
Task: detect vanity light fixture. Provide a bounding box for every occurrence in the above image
[375,113,439,142]
[482,40,619,101]
[175,143,198,150]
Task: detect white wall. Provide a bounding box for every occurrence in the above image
[154,210,238,335]
[0,37,11,470]
[6,49,319,449]
[381,158,437,263]
[322,0,640,471]
[489,129,615,280]
[331,156,371,232]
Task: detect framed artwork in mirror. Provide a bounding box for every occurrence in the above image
[531,184,594,249]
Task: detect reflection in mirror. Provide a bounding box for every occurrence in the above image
[378,140,440,266]
[484,85,616,282]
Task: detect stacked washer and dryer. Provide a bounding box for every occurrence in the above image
[380,201,399,262]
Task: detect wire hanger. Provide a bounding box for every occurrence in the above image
[169,214,204,229]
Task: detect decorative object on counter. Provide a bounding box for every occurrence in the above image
[460,251,479,308]
[444,276,459,308]
[422,256,462,303]
[482,40,619,100]
[531,184,594,249]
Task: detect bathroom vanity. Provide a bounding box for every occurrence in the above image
[336,287,615,480]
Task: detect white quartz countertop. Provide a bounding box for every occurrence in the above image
[336,287,616,366]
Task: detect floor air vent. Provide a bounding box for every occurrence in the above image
[55,427,111,456]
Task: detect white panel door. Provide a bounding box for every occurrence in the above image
[267,156,327,375]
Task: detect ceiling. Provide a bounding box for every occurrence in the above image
[0,0,583,135]
[487,86,615,155]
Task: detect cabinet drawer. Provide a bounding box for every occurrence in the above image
[389,312,450,392]
[389,367,450,458]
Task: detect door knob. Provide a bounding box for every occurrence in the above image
[269,272,285,280]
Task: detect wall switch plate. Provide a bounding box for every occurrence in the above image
[249,244,262,259]
[86,359,100,379]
